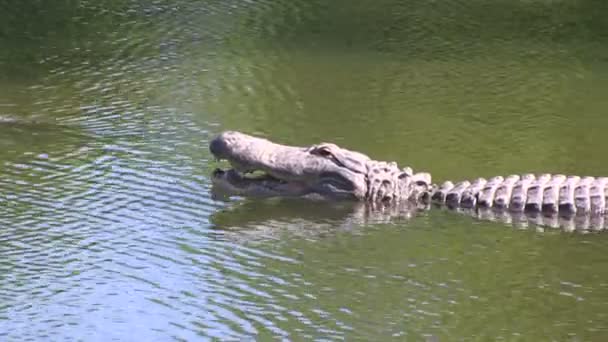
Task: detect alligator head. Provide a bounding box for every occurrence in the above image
[209,131,432,202]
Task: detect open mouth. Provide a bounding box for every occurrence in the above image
[212,168,287,185]
[210,163,310,197]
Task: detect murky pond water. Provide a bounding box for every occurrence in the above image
[2,0,608,340]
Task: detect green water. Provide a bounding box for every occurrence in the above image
[1,0,608,340]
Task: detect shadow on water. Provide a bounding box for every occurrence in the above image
[209,197,420,237]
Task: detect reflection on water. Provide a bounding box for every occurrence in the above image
[1,0,608,340]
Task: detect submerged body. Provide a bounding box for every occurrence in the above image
[210,131,608,230]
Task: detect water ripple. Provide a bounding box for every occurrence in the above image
[2,0,608,340]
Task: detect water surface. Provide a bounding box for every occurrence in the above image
[1,0,608,340]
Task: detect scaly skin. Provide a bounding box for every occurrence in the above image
[424,174,608,231]
[429,174,607,216]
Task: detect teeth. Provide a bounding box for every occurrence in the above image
[240,169,258,175]
[212,166,285,183]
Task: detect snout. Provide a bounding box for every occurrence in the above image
[209,134,230,159]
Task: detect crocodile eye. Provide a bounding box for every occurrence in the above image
[318,149,331,157]
[312,146,333,158]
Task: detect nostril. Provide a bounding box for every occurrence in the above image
[209,137,228,158]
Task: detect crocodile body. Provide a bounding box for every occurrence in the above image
[210,131,607,230]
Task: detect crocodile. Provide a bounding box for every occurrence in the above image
[210,131,608,230]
